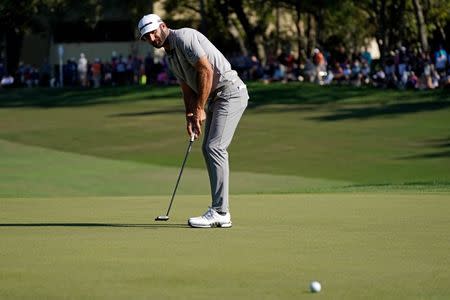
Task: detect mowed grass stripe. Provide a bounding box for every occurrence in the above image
[0,139,350,197]
[1,194,449,299]
[0,84,449,186]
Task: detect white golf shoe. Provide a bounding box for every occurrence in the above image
[188,207,232,228]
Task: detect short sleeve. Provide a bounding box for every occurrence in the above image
[182,35,206,66]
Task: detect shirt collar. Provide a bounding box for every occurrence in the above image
[166,29,176,56]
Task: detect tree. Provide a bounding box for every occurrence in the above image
[423,0,450,48]
[412,0,429,51]
[162,0,274,58]
[0,0,100,75]
[0,0,36,75]
[357,0,450,59]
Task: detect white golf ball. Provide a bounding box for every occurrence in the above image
[310,281,322,293]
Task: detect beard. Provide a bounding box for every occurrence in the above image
[151,29,168,49]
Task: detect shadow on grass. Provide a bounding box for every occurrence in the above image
[1,84,449,122]
[109,108,185,117]
[249,83,375,105]
[248,82,449,106]
[0,223,189,228]
[0,85,181,108]
[398,137,450,159]
[310,100,450,121]
[336,181,450,191]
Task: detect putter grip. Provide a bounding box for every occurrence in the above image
[190,132,195,142]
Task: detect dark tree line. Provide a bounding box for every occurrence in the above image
[1,0,449,75]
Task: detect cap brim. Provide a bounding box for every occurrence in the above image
[139,32,148,41]
[139,22,161,40]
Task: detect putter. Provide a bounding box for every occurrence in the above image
[155,133,195,221]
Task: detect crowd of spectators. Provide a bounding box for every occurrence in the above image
[0,52,175,89]
[249,44,450,90]
[1,44,449,90]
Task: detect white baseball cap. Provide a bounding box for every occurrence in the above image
[138,14,163,40]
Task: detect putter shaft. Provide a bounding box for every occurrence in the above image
[156,133,195,220]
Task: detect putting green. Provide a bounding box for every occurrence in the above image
[1,194,449,299]
[0,139,351,197]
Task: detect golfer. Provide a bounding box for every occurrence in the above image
[138,14,248,228]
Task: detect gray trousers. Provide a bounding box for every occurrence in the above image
[202,77,248,213]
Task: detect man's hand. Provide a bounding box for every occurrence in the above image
[186,107,206,139]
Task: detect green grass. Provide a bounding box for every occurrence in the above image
[1,194,449,299]
[0,83,449,299]
[0,83,449,187]
[0,139,349,197]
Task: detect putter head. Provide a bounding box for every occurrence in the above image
[155,215,170,221]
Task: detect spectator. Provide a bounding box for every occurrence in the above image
[31,67,39,87]
[312,48,326,84]
[230,52,252,80]
[443,68,450,88]
[384,51,398,88]
[272,62,285,81]
[64,58,77,86]
[334,45,348,67]
[330,62,345,84]
[434,45,448,77]
[78,53,88,87]
[91,58,102,88]
[342,63,352,83]
[249,55,264,80]
[372,66,386,88]
[116,55,127,85]
[1,74,14,87]
[39,59,52,87]
[103,61,113,86]
[430,65,440,89]
[350,59,362,87]
[361,47,372,67]
[397,46,410,86]
[361,61,371,84]
[132,55,142,84]
[419,52,433,89]
[406,71,419,89]
[126,55,134,85]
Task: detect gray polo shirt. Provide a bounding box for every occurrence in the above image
[166,28,236,94]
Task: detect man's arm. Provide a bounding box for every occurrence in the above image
[180,81,200,138]
[180,80,196,115]
[184,55,213,138]
[194,55,213,115]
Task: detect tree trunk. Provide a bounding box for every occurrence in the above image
[388,0,406,47]
[215,0,229,26]
[276,2,280,54]
[372,0,388,61]
[436,21,446,42]
[5,28,23,77]
[294,2,306,62]
[306,14,316,55]
[200,0,207,35]
[412,0,429,52]
[229,0,259,57]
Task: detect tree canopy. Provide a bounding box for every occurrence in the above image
[1,0,449,74]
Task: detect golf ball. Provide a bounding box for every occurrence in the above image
[310,281,321,293]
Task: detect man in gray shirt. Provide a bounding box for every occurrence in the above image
[138,14,248,228]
